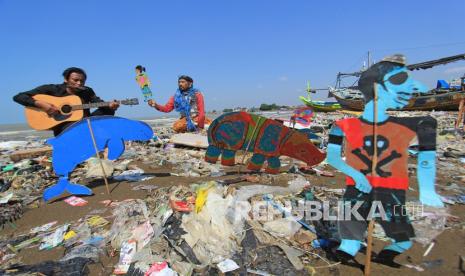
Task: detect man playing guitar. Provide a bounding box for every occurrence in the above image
[13,67,119,136]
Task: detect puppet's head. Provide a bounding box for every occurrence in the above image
[135,65,145,74]
[358,54,428,110]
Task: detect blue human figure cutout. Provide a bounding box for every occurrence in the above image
[43,116,153,202]
[326,54,444,267]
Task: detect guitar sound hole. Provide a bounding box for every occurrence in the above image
[61,105,72,114]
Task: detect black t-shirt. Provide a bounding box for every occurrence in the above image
[13,83,115,135]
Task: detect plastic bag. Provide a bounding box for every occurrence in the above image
[85,157,114,178]
[181,187,244,264]
[107,199,150,249]
[263,218,302,238]
[114,169,153,182]
[235,175,309,201]
[61,244,100,262]
[412,206,449,245]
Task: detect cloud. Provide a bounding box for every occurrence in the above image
[444,66,465,75]
[278,76,288,82]
[257,84,264,89]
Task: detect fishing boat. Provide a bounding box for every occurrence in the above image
[328,53,465,111]
[330,88,465,111]
[299,96,341,112]
[299,82,341,112]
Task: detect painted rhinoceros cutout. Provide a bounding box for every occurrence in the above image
[205,112,326,174]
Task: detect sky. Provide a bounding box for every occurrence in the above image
[1,0,465,124]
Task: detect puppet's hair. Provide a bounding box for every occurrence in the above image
[135,65,146,72]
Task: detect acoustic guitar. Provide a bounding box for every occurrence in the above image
[25,94,139,130]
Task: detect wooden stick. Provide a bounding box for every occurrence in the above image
[86,118,112,199]
[456,98,464,129]
[364,85,378,276]
[365,220,374,275]
[238,117,263,174]
[423,240,435,257]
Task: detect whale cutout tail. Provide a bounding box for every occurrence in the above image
[43,177,93,202]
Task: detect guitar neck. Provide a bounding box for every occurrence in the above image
[71,101,119,110]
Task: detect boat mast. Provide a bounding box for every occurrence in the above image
[367,51,371,67]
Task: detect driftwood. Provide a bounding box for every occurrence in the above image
[9,146,52,162]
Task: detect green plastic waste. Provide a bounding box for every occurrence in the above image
[2,164,15,172]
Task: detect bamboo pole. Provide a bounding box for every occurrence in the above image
[364,85,378,276]
[86,118,112,199]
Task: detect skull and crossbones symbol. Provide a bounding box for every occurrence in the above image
[351,135,402,177]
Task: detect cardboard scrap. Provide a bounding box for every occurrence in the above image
[169,133,208,149]
[87,216,109,228]
[217,259,240,273]
[131,221,154,251]
[277,244,304,271]
[64,196,88,206]
[293,229,317,245]
[64,230,77,241]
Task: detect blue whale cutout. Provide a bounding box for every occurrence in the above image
[43,116,153,202]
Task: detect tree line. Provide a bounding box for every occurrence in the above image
[221,103,289,113]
